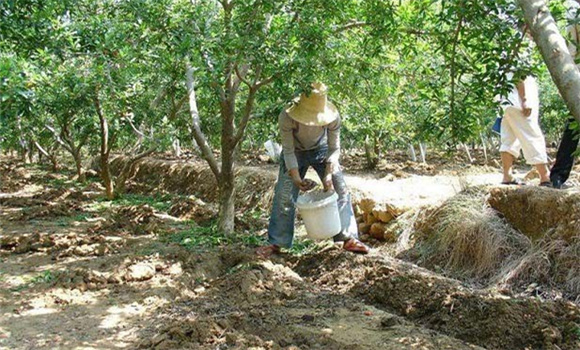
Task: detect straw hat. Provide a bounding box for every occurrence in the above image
[286,82,339,126]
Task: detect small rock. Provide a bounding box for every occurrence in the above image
[358,223,371,235]
[125,263,155,282]
[301,314,315,322]
[321,328,333,335]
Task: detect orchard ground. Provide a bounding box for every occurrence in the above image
[1,150,580,350]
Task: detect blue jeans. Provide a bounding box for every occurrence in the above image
[267,147,359,248]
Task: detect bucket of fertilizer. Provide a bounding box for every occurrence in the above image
[296,191,341,240]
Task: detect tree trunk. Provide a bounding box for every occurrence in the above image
[408,143,417,162]
[518,0,580,125]
[419,142,427,164]
[73,151,85,182]
[364,135,378,169]
[217,171,236,234]
[218,108,236,234]
[95,92,114,200]
[34,141,60,172]
[462,143,474,163]
[480,133,488,164]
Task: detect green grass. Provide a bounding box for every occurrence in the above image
[45,177,74,188]
[108,193,173,212]
[164,221,266,251]
[10,270,55,292]
[286,239,320,255]
[54,213,93,226]
[164,220,318,255]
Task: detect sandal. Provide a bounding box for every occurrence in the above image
[539,181,553,188]
[343,238,370,255]
[255,244,280,259]
[501,178,527,186]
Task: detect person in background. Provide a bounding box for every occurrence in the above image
[256,83,369,258]
[550,0,580,189]
[499,74,552,186]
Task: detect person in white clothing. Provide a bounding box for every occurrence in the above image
[500,75,551,186]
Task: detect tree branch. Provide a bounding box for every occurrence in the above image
[335,21,368,33]
[45,124,72,153]
[186,63,221,179]
[34,141,50,159]
[125,116,146,139]
[449,5,465,131]
[169,94,188,120]
[234,64,251,88]
[233,86,258,147]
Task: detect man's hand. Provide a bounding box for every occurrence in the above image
[521,101,532,117]
[289,168,314,191]
[323,162,336,192]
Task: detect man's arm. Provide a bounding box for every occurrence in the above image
[517,80,532,117]
[326,116,341,165]
[279,111,299,170]
[279,111,310,191]
[324,116,341,191]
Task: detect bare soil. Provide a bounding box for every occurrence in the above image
[1,157,579,350]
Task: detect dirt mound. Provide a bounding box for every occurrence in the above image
[32,188,72,202]
[294,250,580,350]
[0,197,47,207]
[395,187,580,301]
[53,256,182,291]
[406,187,531,281]
[0,229,123,258]
[168,196,216,224]
[52,232,123,260]
[0,232,55,254]
[0,161,31,192]
[488,186,580,242]
[13,200,83,221]
[90,204,162,236]
[96,156,277,212]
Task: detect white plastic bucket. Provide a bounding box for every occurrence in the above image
[295,191,341,240]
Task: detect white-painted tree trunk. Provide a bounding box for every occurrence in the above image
[172,138,181,157]
[419,142,427,164]
[518,0,580,125]
[480,133,488,164]
[408,143,417,162]
[462,143,474,163]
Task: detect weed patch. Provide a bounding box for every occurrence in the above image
[164,221,266,251]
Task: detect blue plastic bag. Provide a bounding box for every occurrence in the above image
[492,117,502,134]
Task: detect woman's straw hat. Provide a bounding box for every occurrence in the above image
[286,82,339,126]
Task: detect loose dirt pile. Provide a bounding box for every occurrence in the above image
[295,250,580,350]
[0,160,31,193]
[139,249,490,350]
[397,185,580,303]
[99,156,278,212]
[168,196,216,224]
[90,204,163,236]
[488,186,580,242]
